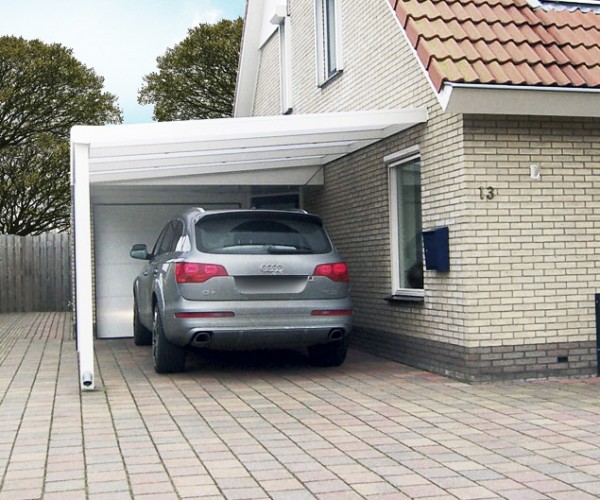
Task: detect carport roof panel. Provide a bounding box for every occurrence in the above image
[71,109,427,185]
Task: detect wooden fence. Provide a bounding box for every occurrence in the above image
[0,233,71,313]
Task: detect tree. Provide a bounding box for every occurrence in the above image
[0,137,70,235]
[0,36,122,235]
[138,17,243,121]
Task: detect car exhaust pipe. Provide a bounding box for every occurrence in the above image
[192,331,212,347]
[328,328,345,341]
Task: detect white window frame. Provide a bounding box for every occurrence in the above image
[271,4,293,114]
[315,0,343,86]
[386,146,424,297]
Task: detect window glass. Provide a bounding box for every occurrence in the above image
[168,221,184,252]
[151,225,168,257]
[278,18,293,113]
[325,0,337,76]
[196,213,332,255]
[153,222,176,256]
[316,0,342,83]
[392,157,423,291]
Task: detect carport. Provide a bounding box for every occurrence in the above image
[70,108,428,390]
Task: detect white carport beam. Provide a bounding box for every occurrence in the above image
[89,156,327,183]
[71,142,95,391]
[89,141,356,170]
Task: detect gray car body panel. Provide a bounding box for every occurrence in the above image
[132,208,352,350]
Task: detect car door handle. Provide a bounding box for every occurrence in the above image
[143,271,149,276]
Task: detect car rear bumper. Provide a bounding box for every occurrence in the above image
[162,297,352,349]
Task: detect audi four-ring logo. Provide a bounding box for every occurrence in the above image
[260,264,284,274]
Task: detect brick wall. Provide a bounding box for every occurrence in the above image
[462,116,600,349]
[308,112,600,380]
[253,32,281,116]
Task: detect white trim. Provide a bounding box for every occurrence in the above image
[387,149,423,296]
[278,15,293,113]
[71,143,95,391]
[440,83,600,118]
[315,0,343,86]
[384,145,420,166]
[269,3,287,24]
[388,164,401,294]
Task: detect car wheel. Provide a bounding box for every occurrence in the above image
[133,296,152,346]
[152,308,186,373]
[308,337,349,367]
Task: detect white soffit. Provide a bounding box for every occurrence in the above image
[71,109,428,186]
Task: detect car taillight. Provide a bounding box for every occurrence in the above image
[313,262,349,282]
[175,262,228,283]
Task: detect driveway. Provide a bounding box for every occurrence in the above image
[1,312,600,499]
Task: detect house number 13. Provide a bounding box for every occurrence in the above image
[479,186,495,200]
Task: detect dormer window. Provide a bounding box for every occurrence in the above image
[315,0,343,86]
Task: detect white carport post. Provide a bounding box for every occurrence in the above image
[71,140,95,390]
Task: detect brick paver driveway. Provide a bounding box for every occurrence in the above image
[1,312,600,499]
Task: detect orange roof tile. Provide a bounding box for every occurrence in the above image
[388,0,600,91]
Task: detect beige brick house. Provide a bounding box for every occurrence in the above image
[235,0,600,380]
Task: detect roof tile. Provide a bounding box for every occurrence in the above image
[388,0,600,90]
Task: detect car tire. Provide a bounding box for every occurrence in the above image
[133,297,152,346]
[152,308,186,373]
[308,337,349,367]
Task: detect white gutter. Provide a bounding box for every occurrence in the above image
[440,82,600,118]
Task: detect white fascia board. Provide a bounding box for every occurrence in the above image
[70,142,95,391]
[440,83,600,117]
[235,0,286,117]
[74,109,428,154]
[234,1,261,117]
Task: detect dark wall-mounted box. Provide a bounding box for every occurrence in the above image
[422,226,449,272]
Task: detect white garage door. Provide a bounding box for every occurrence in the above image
[93,204,198,339]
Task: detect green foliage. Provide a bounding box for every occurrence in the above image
[0,36,122,235]
[0,137,70,235]
[138,17,243,121]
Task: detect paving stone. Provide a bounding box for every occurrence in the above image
[3,312,600,499]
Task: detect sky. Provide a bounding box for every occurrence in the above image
[0,0,246,124]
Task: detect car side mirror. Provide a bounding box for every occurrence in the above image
[130,244,152,260]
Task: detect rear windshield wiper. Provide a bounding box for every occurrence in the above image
[266,245,312,254]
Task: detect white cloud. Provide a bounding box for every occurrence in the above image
[192,9,223,26]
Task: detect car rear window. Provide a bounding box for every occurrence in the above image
[195,212,333,254]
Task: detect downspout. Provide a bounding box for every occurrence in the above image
[71,140,95,390]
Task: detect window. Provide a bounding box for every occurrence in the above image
[315,0,343,85]
[271,5,293,113]
[196,212,332,255]
[152,220,183,256]
[388,148,423,295]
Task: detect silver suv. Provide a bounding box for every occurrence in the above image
[130,208,352,373]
